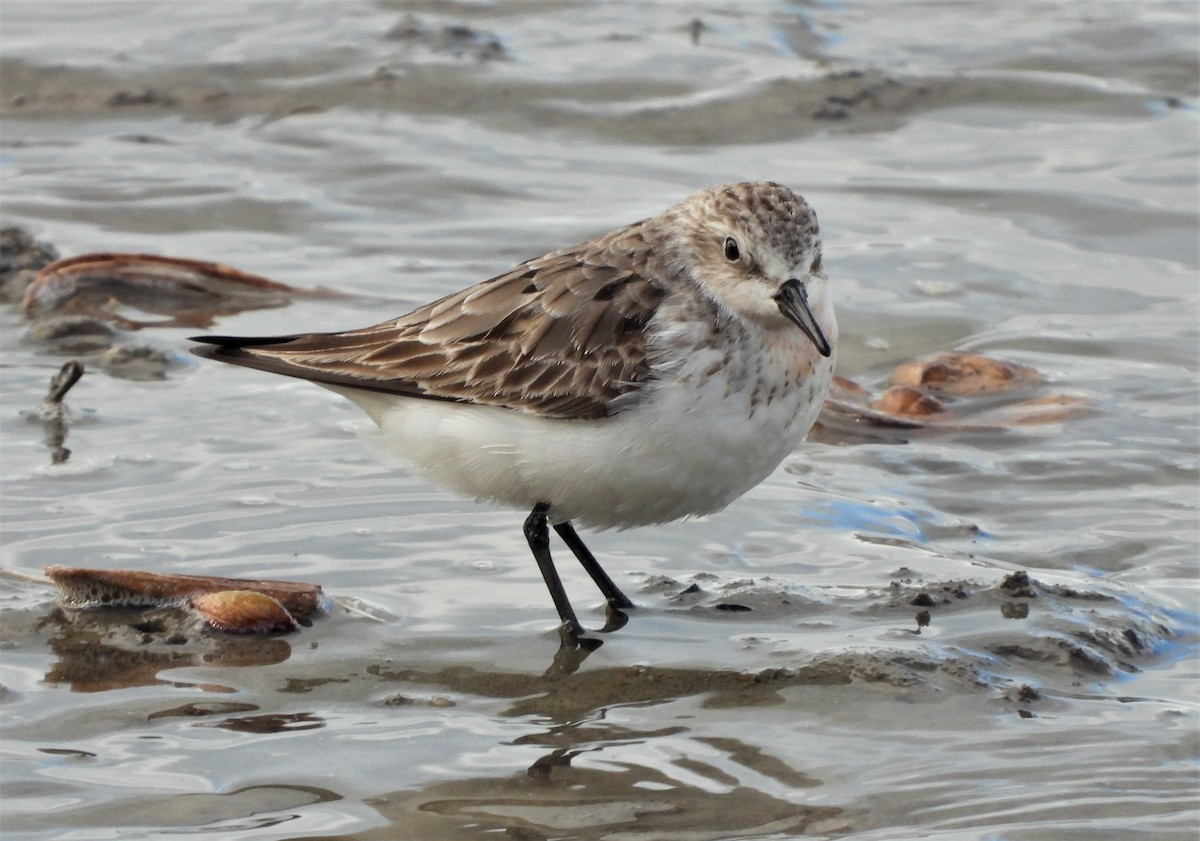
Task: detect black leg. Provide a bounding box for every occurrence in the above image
[524,503,584,644]
[553,520,635,610]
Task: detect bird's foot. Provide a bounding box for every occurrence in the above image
[557,619,602,651]
[556,599,635,646]
[600,603,630,633]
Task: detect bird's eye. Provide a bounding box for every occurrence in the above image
[723,237,740,262]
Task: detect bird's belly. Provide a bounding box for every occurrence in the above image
[345,357,832,529]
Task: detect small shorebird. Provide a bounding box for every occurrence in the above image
[192,181,836,644]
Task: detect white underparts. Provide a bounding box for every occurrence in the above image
[327,325,835,530]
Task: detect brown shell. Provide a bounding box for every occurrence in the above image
[23,253,332,327]
[891,352,1041,395]
[44,565,325,619]
[190,590,300,634]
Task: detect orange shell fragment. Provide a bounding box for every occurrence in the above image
[190,590,300,634]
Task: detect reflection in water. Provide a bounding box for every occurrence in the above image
[197,712,325,734]
[393,762,844,840]
[43,606,292,692]
[147,701,260,720]
[4,784,346,835]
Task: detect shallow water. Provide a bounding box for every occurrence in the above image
[1,1,1197,839]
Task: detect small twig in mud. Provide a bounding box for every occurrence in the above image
[36,360,84,464]
[41,359,84,407]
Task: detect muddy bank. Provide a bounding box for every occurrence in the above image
[2,54,1173,146]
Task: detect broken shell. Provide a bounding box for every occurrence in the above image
[44,566,326,619]
[190,590,299,634]
[977,394,1094,427]
[892,352,1040,395]
[96,343,176,381]
[873,386,945,418]
[22,253,338,327]
[827,375,872,405]
[23,314,117,352]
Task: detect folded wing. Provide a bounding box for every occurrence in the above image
[191,223,668,420]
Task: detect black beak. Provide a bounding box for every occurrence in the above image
[774,278,832,358]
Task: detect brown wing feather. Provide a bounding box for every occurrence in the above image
[191,222,668,420]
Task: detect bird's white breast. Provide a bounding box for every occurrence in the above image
[333,320,834,530]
